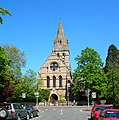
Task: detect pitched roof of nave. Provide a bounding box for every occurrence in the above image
[38,51,73,82]
[38,51,69,73]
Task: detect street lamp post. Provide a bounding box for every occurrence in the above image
[34,91,39,109]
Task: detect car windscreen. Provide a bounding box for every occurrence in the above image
[105,110,119,118]
[13,103,23,109]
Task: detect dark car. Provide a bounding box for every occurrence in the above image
[0,102,29,120]
[25,105,39,118]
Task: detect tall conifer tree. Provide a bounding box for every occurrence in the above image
[104,44,119,104]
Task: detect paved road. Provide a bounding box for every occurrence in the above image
[34,106,91,120]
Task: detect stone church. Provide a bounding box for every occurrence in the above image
[38,20,73,104]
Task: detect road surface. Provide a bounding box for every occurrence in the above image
[34,106,91,120]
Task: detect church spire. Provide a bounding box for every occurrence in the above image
[57,19,64,36]
[53,20,68,52]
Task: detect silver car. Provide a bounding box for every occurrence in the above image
[0,102,29,120]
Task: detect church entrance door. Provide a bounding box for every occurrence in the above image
[50,94,58,105]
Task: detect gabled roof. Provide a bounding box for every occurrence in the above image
[38,51,69,73]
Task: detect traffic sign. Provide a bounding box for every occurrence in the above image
[92,92,96,98]
[22,93,26,98]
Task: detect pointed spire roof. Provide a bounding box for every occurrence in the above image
[53,19,68,52]
[57,19,64,36]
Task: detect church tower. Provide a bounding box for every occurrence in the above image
[53,20,70,67]
[38,20,72,105]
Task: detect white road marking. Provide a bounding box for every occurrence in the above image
[53,109,56,111]
[60,109,63,115]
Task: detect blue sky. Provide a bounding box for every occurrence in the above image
[0,0,119,75]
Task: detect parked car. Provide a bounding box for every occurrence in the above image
[0,102,29,120]
[98,109,119,120]
[0,107,8,119]
[25,105,39,118]
[91,104,113,120]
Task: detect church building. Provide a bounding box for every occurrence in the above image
[38,20,73,104]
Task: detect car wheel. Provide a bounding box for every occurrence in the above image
[0,108,8,119]
[30,113,33,118]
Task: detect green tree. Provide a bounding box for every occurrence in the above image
[0,7,12,24]
[0,7,13,101]
[0,46,15,102]
[4,44,26,84]
[22,69,38,101]
[104,44,119,104]
[3,44,26,101]
[12,69,38,101]
[72,73,85,101]
[39,89,50,102]
[74,47,107,100]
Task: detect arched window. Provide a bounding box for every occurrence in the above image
[57,53,60,57]
[50,62,58,71]
[62,53,65,56]
[53,76,56,88]
[59,39,62,45]
[62,53,65,61]
[47,76,50,88]
[58,39,62,45]
[59,75,62,87]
